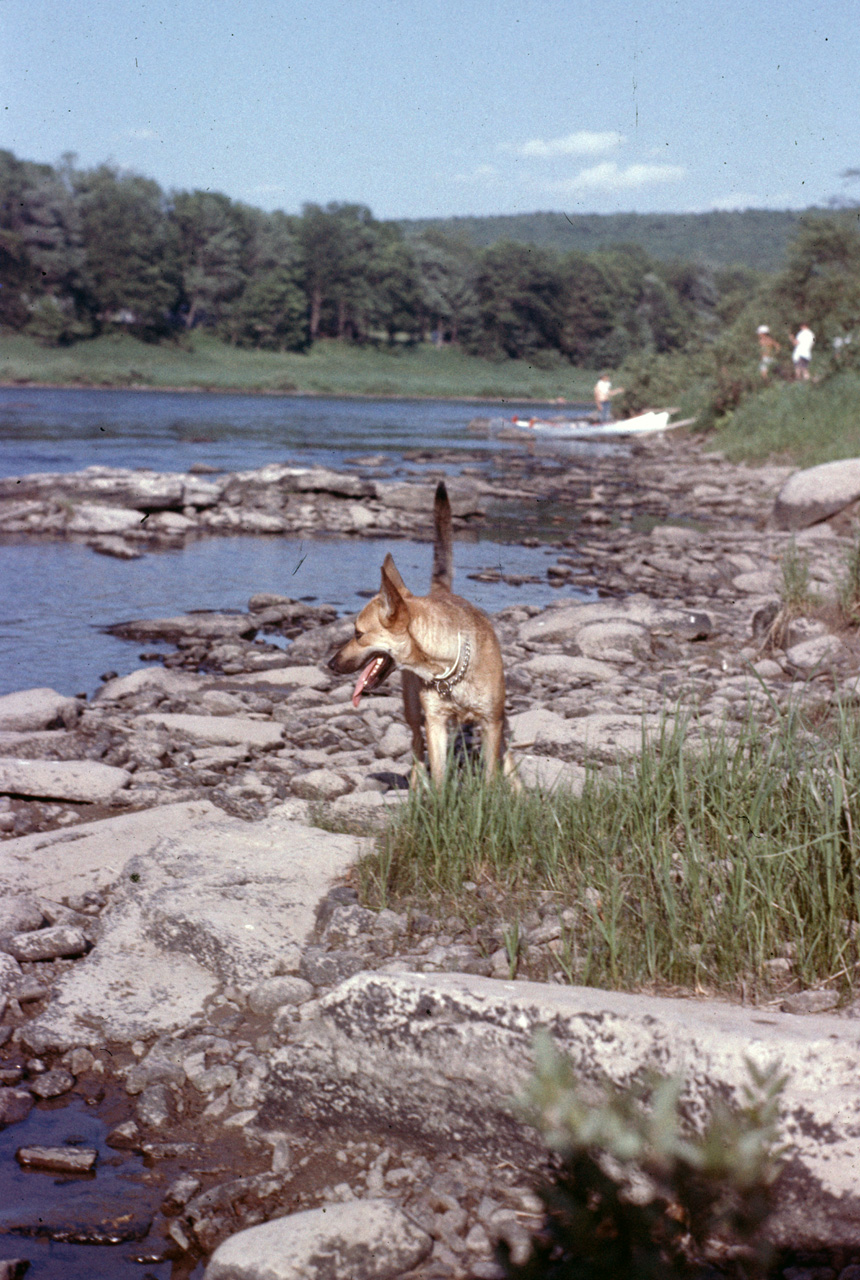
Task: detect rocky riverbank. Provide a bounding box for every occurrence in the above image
[4,436,860,1279]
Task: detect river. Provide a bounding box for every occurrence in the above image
[0,387,605,700]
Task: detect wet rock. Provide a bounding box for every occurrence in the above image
[67,503,143,534]
[16,1144,97,1173]
[0,1087,34,1126]
[136,1082,174,1127]
[87,534,144,559]
[28,1067,76,1098]
[109,612,259,643]
[204,1198,432,1280]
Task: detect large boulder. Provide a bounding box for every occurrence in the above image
[773,458,860,530]
[0,688,80,732]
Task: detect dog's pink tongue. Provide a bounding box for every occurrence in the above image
[352,661,375,708]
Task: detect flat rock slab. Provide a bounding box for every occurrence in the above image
[509,709,669,761]
[96,667,207,701]
[0,687,80,732]
[266,971,860,1250]
[20,807,361,1050]
[0,757,131,803]
[0,799,223,901]
[229,666,330,689]
[205,1199,432,1280]
[109,613,258,642]
[773,458,860,529]
[137,713,284,748]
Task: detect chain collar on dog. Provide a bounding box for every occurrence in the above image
[431,634,471,696]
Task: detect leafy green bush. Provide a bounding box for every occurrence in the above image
[500,1034,787,1279]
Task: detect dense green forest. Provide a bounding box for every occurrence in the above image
[2,146,860,434]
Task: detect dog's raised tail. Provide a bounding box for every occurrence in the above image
[431,481,453,591]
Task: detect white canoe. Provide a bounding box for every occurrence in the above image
[509,410,677,438]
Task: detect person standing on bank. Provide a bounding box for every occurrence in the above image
[756,325,780,379]
[594,373,624,422]
[791,323,815,381]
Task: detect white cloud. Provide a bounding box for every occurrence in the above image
[508,130,625,159]
[549,161,686,194]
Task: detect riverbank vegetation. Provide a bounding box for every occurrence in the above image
[359,694,860,1003]
[0,331,598,401]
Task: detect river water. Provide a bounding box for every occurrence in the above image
[0,387,602,699]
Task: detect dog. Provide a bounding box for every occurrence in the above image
[327,481,516,786]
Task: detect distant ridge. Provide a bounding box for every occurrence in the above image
[397,208,830,273]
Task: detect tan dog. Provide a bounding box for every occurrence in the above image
[328,482,516,785]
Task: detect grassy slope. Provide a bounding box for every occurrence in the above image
[708,371,860,468]
[0,331,599,402]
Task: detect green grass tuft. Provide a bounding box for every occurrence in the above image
[361,699,860,1001]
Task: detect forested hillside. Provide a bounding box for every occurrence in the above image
[1,147,856,385]
[399,209,826,272]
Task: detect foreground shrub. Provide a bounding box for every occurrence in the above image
[501,1034,787,1279]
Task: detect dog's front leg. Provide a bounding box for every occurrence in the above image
[424,708,450,785]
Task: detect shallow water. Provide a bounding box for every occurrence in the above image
[0,533,574,699]
[0,1096,180,1280]
[0,388,600,699]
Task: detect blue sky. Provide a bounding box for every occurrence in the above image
[1,0,857,220]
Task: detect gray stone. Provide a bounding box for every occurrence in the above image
[515,755,587,795]
[230,666,329,690]
[0,758,131,803]
[520,654,616,684]
[299,947,366,987]
[0,895,44,935]
[0,799,222,902]
[0,1087,33,1126]
[0,953,24,999]
[20,812,360,1049]
[136,1083,174,1127]
[137,713,284,748]
[0,687,80,732]
[204,1198,432,1280]
[784,634,843,672]
[5,925,87,961]
[67,503,142,534]
[247,976,315,1016]
[87,535,144,559]
[773,458,860,530]
[96,667,207,702]
[29,1068,75,1099]
[291,768,351,801]
[16,1144,97,1173]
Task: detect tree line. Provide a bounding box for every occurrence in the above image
[1,148,772,366]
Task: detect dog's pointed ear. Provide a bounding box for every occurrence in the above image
[379,554,410,622]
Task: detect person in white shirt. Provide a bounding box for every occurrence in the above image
[594,374,624,422]
[791,324,815,381]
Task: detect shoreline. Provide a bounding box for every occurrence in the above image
[0,377,576,406]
